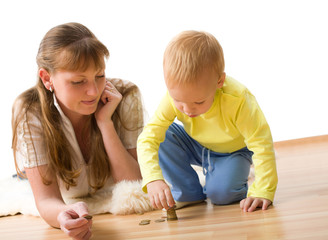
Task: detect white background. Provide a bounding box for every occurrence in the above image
[0,0,327,179]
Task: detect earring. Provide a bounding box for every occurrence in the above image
[49,86,53,92]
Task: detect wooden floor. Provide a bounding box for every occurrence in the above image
[1,135,328,240]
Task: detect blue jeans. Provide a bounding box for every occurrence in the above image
[158,123,253,205]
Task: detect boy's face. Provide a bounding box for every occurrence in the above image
[166,71,225,118]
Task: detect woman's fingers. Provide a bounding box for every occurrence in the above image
[57,202,92,239]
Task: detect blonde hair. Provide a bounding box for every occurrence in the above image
[163,30,225,85]
[12,22,142,191]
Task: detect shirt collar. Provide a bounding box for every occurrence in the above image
[52,93,72,125]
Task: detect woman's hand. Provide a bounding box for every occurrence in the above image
[147,180,176,210]
[240,197,272,212]
[57,202,92,240]
[95,80,122,126]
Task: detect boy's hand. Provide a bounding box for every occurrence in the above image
[240,197,272,212]
[147,180,175,210]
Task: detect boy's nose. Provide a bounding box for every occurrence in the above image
[183,104,195,114]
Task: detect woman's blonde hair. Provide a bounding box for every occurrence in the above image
[163,30,225,85]
[12,22,142,191]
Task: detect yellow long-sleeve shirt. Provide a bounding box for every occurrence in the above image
[137,76,278,202]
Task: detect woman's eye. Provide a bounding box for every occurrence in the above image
[71,81,84,85]
[96,74,105,79]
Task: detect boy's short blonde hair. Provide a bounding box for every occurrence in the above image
[163,30,225,85]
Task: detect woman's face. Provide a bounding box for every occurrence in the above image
[51,67,106,121]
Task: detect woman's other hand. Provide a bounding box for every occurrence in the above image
[95,80,122,125]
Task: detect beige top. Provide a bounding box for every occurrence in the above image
[14,78,143,200]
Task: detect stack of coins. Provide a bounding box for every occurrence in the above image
[167,207,178,221]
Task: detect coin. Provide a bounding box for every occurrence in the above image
[155,219,165,223]
[84,215,93,220]
[139,219,151,225]
[140,219,150,222]
[139,222,150,225]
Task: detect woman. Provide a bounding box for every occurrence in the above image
[12,22,146,240]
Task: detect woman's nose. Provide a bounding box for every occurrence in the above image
[86,81,98,96]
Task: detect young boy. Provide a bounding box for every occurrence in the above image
[137,30,278,212]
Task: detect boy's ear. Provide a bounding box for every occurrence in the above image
[39,68,52,90]
[217,72,226,88]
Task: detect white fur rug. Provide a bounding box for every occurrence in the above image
[0,167,252,217]
[0,177,153,217]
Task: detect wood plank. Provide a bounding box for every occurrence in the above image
[274,134,328,148]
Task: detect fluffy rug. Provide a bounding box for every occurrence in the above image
[0,177,153,217]
[0,167,253,217]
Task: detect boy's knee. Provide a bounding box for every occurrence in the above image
[206,182,247,205]
[208,191,243,205]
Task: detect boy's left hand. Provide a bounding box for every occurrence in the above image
[240,197,272,212]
